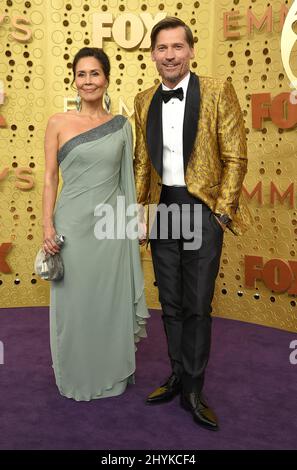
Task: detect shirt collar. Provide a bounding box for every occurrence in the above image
[162,72,191,96]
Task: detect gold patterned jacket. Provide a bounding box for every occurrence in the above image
[133,72,252,236]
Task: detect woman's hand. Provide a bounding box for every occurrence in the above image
[137,204,147,246]
[43,225,60,255]
[138,222,147,246]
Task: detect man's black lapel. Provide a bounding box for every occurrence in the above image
[183,73,200,173]
[146,84,163,177]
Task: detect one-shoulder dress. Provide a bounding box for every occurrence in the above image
[50,115,149,401]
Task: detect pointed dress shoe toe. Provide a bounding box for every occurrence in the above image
[146,374,182,404]
[180,392,218,430]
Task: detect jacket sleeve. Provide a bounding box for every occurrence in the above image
[133,94,151,206]
[214,80,248,220]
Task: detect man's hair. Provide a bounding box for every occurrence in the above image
[150,17,194,50]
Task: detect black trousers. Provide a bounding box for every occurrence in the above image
[150,185,224,394]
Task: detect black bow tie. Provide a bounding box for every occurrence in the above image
[161,87,184,103]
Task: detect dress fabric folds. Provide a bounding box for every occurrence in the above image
[50,115,149,401]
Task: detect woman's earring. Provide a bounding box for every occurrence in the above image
[76,94,81,112]
[104,90,111,113]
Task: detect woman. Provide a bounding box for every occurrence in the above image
[42,47,149,401]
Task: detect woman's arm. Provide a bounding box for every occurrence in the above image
[42,115,60,255]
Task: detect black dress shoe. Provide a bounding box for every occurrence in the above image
[146,374,182,404]
[180,392,218,430]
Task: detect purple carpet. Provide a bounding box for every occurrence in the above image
[0,307,296,450]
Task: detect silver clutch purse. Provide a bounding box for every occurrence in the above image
[34,234,65,281]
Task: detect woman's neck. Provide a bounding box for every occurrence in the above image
[78,100,107,120]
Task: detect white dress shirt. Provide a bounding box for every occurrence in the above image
[162,72,190,186]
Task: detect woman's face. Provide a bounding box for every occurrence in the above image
[75,56,108,105]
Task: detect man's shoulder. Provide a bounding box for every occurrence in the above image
[198,74,226,91]
[134,82,160,105]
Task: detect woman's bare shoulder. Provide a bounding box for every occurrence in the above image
[47,111,77,129]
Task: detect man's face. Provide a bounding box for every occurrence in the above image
[151,26,194,88]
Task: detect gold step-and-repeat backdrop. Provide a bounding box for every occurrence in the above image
[1,0,297,332]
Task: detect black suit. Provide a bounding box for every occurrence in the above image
[147,73,224,393]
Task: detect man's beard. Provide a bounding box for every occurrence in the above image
[161,67,181,84]
[164,73,180,83]
[159,64,188,84]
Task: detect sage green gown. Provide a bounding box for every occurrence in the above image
[50,115,149,401]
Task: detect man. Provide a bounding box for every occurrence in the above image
[133,17,251,430]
